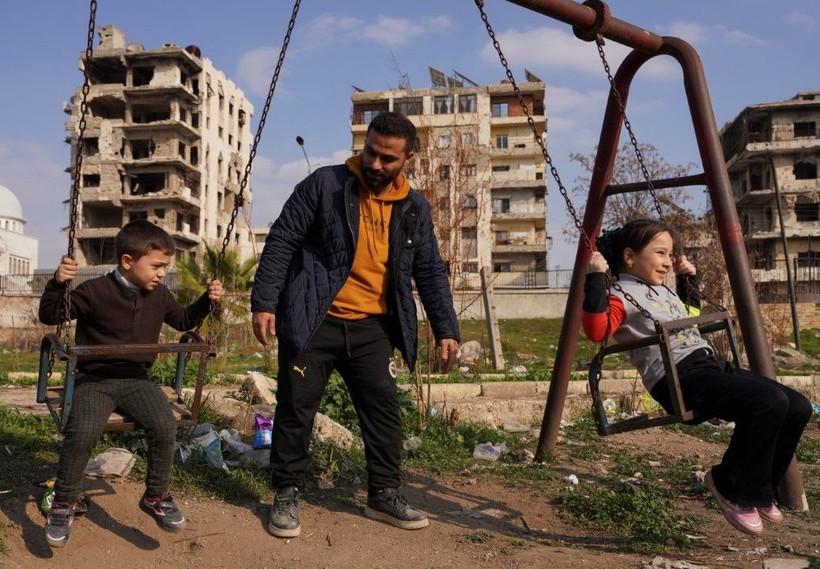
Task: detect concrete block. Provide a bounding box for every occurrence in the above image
[481,381,537,398]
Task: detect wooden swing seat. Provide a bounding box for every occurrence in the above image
[588,311,739,436]
[36,331,212,433]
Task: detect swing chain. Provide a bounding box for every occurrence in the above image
[50,0,98,378]
[594,37,663,218]
[195,0,302,346]
[474,0,593,253]
[475,0,664,325]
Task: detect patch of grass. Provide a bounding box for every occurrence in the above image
[463,530,495,544]
[557,482,699,553]
[796,435,820,465]
[663,421,733,445]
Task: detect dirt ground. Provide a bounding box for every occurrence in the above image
[2,424,820,569]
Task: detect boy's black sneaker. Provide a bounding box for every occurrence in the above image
[45,500,76,547]
[140,492,186,532]
[364,488,429,530]
[269,486,301,537]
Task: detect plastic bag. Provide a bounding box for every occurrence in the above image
[254,414,273,450]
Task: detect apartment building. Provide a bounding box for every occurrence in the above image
[65,25,255,266]
[350,74,547,288]
[720,92,820,297]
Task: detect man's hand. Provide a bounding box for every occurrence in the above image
[252,311,276,346]
[55,256,78,284]
[439,338,459,373]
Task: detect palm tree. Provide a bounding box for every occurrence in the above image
[175,243,257,346]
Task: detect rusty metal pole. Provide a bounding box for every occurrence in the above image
[513,0,806,510]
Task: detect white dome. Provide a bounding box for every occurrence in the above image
[0,184,23,220]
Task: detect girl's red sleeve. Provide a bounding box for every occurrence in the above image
[581,272,625,342]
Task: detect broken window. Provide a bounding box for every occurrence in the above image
[82,138,99,156]
[749,163,764,191]
[128,211,148,222]
[132,66,154,87]
[179,142,186,159]
[154,209,165,219]
[88,96,125,120]
[130,139,156,159]
[794,121,816,138]
[191,113,200,129]
[190,147,199,166]
[82,174,100,187]
[131,103,171,124]
[794,161,817,180]
[795,201,819,222]
[131,173,165,194]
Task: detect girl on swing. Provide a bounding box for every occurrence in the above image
[582,218,811,535]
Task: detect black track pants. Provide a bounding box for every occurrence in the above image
[271,316,402,493]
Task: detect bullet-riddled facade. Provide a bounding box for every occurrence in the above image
[720,92,820,296]
[350,79,548,288]
[65,25,255,266]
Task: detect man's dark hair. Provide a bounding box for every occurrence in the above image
[366,111,417,153]
[115,219,176,261]
[596,218,681,276]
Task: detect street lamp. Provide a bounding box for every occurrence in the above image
[295,136,311,174]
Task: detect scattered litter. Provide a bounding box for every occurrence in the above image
[643,556,710,569]
[639,391,663,413]
[190,424,228,470]
[472,442,508,461]
[253,414,273,450]
[427,406,439,417]
[502,420,530,433]
[564,474,579,485]
[84,448,136,479]
[603,398,617,415]
[403,436,422,452]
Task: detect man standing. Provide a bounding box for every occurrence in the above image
[251,111,460,538]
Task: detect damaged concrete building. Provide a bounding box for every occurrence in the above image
[721,91,820,298]
[64,25,255,266]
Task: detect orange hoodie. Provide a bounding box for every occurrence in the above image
[328,156,411,319]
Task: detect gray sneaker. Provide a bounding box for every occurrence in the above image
[364,488,429,530]
[140,492,187,532]
[269,486,301,537]
[45,501,76,547]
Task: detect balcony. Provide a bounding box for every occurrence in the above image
[492,238,547,253]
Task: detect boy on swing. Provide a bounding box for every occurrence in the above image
[38,219,223,547]
[581,218,811,535]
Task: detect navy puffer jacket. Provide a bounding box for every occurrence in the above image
[250,164,460,370]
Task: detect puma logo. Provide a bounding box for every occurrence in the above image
[292,365,307,377]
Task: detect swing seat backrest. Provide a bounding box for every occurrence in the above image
[588,311,739,436]
[36,332,213,433]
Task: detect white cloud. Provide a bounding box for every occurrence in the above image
[248,149,350,227]
[784,12,815,28]
[0,140,74,268]
[666,21,710,46]
[358,16,426,47]
[720,28,765,47]
[236,47,289,96]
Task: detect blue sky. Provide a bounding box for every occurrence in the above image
[0,1,816,271]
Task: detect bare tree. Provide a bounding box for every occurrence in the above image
[569,142,696,229]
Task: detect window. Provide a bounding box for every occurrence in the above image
[492,198,510,213]
[461,227,477,239]
[797,252,820,267]
[439,165,450,180]
[491,102,509,117]
[363,109,381,123]
[437,134,452,148]
[794,121,816,138]
[492,165,510,172]
[462,194,478,208]
[394,97,423,116]
[459,94,477,113]
[460,164,477,177]
[434,95,454,114]
[794,161,817,180]
[495,135,508,149]
[461,132,474,146]
[495,230,509,244]
[795,201,819,222]
[493,261,511,272]
[461,262,478,273]
[82,174,100,187]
